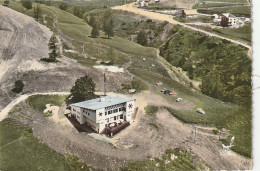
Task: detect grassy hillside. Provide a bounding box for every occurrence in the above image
[0,119,70,170]
[159,27,251,158]
[2,0,252,159]
[0,119,94,171]
[160,26,251,107]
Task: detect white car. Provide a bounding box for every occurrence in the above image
[176,98,183,102]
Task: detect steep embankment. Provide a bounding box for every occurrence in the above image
[0,5,131,112]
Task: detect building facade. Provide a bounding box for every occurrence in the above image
[70,96,136,133]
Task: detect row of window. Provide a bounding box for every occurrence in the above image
[105,114,124,123]
[105,103,125,110]
[105,107,126,115]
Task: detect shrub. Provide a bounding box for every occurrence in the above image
[145,105,158,116]
[21,0,32,10]
[12,80,24,93]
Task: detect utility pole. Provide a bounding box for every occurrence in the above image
[193,126,197,144]
[104,69,107,96]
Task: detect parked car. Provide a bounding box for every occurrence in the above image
[161,88,167,93]
[169,91,177,96]
[156,81,162,86]
[176,97,183,102]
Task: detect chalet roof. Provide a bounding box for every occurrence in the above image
[70,96,135,110]
[222,13,236,18]
[183,10,199,15]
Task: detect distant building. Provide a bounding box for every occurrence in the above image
[181,10,199,18]
[136,0,149,7]
[70,96,136,134]
[213,13,247,28]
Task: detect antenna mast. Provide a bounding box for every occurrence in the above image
[104,69,107,96]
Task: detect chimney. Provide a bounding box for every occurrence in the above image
[99,96,105,102]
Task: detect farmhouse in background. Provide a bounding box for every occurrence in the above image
[181,10,199,18]
[136,0,150,7]
[213,13,248,28]
[70,96,136,135]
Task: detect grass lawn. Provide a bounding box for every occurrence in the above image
[26,95,67,113]
[0,119,71,171]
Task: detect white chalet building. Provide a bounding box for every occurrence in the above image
[70,96,136,133]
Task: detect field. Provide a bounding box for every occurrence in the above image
[198,6,251,16]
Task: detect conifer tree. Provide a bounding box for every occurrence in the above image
[103,19,114,39]
[137,30,148,46]
[48,35,58,62]
[91,22,99,38]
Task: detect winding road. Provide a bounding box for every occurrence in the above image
[112,3,252,59]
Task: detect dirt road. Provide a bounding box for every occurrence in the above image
[112,3,252,58]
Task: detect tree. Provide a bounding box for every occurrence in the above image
[88,16,96,27]
[12,80,24,93]
[48,34,58,62]
[21,0,32,9]
[137,30,147,46]
[59,2,68,11]
[103,18,114,39]
[107,47,115,64]
[3,0,9,6]
[41,34,58,62]
[33,3,41,21]
[68,76,96,104]
[91,22,100,38]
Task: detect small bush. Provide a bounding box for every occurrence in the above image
[21,0,32,10]
[131,78,149,93]
[43,110,52,117]
[145,105,158,116]
[40,58,58,63]
[12,80,24,93]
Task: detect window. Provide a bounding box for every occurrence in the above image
[122,107,126,112]
[88,113,90,116]
[120,114,123,119]
[108,110,112,114]
[99,112,103,117]
[119,108,122,112]
[105,112,107,115]
[113,109,118,113]
[114,116,116,120]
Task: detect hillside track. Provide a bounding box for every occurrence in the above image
[112,3,252,59]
